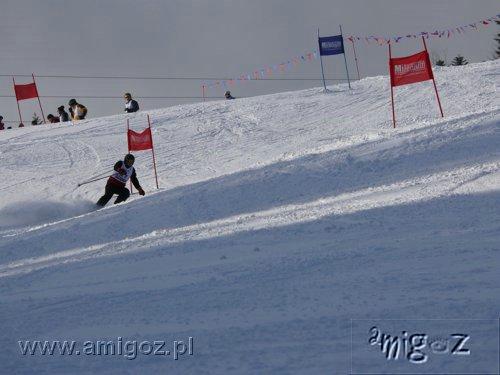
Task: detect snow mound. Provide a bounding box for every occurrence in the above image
[0,199,97,230]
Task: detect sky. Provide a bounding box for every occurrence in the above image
[0,0,498,124]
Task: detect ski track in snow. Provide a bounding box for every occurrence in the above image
[1,160,498,278]
[0,61,499,374]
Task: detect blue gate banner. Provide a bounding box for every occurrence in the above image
[318,35,345,56]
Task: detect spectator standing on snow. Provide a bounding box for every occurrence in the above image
[47,114,60,123]
[225,91,235,100]
[124,92,139,113]
[68,98,88,120]
[96,153,145,207]
[0,116,5,130]
[58,106,69,122]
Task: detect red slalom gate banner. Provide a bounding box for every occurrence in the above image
[389,51,433,87]
[12,74,46,125]
[388,37,444,128]
[127,115,159,189]
[14,82,39,100]
[128,127,153,151]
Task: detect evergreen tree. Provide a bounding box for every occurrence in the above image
[435,59,446,67]
[31,113,42,125]
[451,55,468,66]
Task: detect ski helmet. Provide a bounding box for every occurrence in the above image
[124,153,135,163]
[68,98,77,106]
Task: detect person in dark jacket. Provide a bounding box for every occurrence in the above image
[124,92,139,113]
[96,153,145,207]
[0,116,4,130]
[224,91,235,100]
[47,114,60,123]
[58,106,70,122]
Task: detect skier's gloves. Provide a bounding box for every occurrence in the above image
[138,188,145,196]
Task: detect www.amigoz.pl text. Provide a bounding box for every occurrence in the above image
[18,337,194,360]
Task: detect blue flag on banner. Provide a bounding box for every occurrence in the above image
[318,35,344,56]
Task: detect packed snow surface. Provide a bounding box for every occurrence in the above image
[0,61,499,374]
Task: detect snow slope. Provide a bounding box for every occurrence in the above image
[0,61,499,374]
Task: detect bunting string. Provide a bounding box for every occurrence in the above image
[346,14,500,46]
[204,50,320,90]
[204,13,499,92]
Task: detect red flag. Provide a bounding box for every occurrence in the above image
[128,128,153,151]
[14,82,39,101]
[389,50,433,87]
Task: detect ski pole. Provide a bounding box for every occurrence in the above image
[77,169,114,185]
[77,175,110,187]
[86,170,113,180]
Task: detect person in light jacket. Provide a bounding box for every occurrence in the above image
[68,98,88,120]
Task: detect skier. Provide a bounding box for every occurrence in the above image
[124,92,139,113]
[0,116,4,130]
[58,105,70,122]
[68,98,88,120]
[224,91,235,100]
[96,153,145,207]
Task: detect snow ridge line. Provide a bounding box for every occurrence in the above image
[0,161,497,279]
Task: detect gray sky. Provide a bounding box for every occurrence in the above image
[0,0,498,123]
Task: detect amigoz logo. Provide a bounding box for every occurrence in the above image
[394,61,426,75]
[368,326,470,364]
[322,41,342,50]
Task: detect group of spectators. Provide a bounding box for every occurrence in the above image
[1,98,88,129]
[1,91,238,129]
[46,98,87,124]
[44,93,139,124]
[0,93,140,129]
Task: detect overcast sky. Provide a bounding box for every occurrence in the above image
[0,0,498,123]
